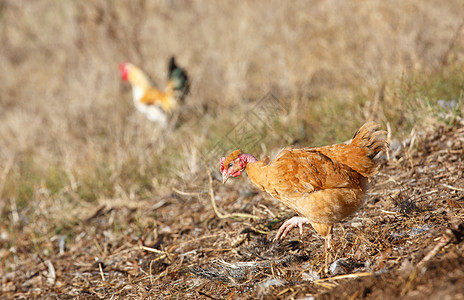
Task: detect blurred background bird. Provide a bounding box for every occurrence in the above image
[220,122,388,265]
[119,57,189,126]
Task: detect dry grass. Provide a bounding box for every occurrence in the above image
[0,0,464,298]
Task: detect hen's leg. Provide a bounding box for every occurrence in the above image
[274,217,310,241]
[323,227,334,273]
[325,230,333,250]
[311,223,334,274]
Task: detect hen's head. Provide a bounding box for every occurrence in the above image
[119,62,131,81]
[220,150,246,184]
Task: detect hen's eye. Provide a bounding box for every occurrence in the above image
[228,163,233,168]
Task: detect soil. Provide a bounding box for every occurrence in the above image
[1,121,463,299]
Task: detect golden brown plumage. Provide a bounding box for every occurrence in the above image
[220,121,388,248]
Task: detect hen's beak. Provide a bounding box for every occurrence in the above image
[222,172,230,184]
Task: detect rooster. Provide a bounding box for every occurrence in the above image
[119,57,189,125]
[220,121,388,254]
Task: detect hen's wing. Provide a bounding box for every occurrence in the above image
[139,88,175,112]
[139,88,165,105]
[254,147,364,199]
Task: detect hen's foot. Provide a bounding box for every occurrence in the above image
[273,217,310,241]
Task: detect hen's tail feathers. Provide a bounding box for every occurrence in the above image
[168,57,189,102]
[351,121,388,159]
[340,121,389,177]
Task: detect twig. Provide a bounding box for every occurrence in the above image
[380,210,398,214]
[416,233,453,269]
[172,187,204,197]
[441,183,464,192]
[45,260,56,285]
[139,244,172,264]
[401,243,448,296]
[401,226,462,296]
[202,248,233,253]
[149,259,154,286]
[204,162,259,220]
[107,242,135,257]
[258,204,276,218]
[140,245,166,255]
[313,281,337,289]
[314,272,373,283]
[98,262,105,281]
[252,228,270,235]
[277,288,295,297]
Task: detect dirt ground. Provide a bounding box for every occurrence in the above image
[1,120,464,299]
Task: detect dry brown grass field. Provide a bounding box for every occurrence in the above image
[1,1,464,299]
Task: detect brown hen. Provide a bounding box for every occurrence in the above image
[220,121,388,250]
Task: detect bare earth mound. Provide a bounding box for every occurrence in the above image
[2,121,463,299]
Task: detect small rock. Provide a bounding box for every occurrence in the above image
[329,258,351,275]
